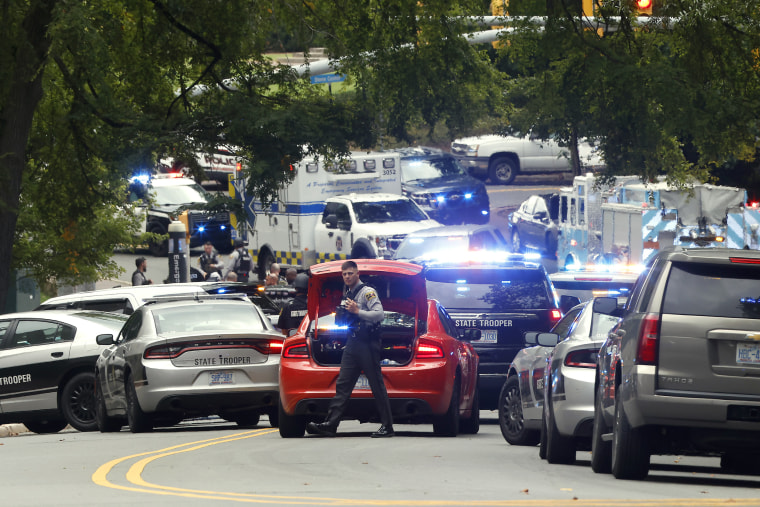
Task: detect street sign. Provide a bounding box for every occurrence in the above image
[310,73,346,84]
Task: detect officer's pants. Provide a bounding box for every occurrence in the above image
[325,336,393,428]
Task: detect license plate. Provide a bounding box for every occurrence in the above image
[354,375,370,390]
[479,330,498,344]
[209,371,234,385]
[737,342,760,364]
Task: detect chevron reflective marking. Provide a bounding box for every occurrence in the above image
[727,208,760,249]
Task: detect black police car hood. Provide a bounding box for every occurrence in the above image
[403,175,484,193]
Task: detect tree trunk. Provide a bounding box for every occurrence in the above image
[0,0,55,312]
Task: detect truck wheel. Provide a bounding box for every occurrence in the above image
[498,375,539,445]
[148,225,168,257]
[258,251,275,280]
[545,398,576,464]
[611,388,649,479]
[591,391,612,474]
[24,419,68,434]
[489,156,518,185]
[278,402,306,438]
[350,246,375,259]
[61,372,98,432]
[95,376,124,433]
[433,375,460,437]
[511,229,522,253]
[125,374,153,433]
[458,382,480,435]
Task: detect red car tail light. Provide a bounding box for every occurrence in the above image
[550,309,562,323]
[416,338,444,359]
[636,313,660,365]
[283,340,309,359]
[564,348,599,368]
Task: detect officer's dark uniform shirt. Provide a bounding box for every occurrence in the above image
[277,293,308,331]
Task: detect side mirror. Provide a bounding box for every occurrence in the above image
[593,296,619,315]
[524,331,539,346]
[559,294,581,313]
[536,332,560,347]
[324,215,338,229]
[96,334,115,346]
[460,328,481,342]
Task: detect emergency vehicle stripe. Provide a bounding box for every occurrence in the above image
[641,208,678,264]
[250,202,325,214]
[317,252,348,262]
[727,209,760,249]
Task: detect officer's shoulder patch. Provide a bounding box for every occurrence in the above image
[365,290,377,301]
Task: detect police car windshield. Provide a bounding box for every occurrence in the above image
[396,235,469,260]
[152,303,267,334]
[353,200,429,223]
[152,183,211,206]
[400,157,466,182]
[425,268,552,311]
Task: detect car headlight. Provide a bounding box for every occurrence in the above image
[466,145,479,156]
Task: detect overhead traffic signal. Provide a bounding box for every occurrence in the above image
[635,0,653,15]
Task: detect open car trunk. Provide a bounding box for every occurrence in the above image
[307,270,426,367]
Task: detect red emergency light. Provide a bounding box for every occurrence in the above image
[636,0,652,8]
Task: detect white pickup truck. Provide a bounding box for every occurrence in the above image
[451,134,603,185]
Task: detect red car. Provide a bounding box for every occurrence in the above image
[278,259,480,437]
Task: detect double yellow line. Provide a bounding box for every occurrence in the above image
[92,429,760,506]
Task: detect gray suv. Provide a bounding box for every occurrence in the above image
[592,247,760,479]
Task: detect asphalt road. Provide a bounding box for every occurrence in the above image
[2,414,759,506]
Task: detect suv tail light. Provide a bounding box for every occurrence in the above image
[416,338,444,359]
[550,309,562,324]
[636,313,660,365]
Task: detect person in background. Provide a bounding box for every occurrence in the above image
[285,267,298,286]
[225,239,252,282]
[269,263,282,283]
[198,241,222,280]
[225,271,238,282]
[277,273,309,336]
[132,257,153,286]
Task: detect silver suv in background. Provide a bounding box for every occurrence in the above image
[593,247,760,479]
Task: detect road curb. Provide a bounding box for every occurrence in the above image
[0,424,29,438]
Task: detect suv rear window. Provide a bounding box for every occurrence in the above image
[663,262,760,319]
[425,268,552,311]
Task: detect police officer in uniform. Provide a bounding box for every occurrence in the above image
[225,239,252,282]
[307,260,394,438]
[277,273,309,336]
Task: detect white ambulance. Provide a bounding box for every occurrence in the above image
[231,151,439,278]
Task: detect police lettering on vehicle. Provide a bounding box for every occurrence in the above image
[1,374,32,386]
[454,319,513,327]
[193,356,253,366]
[290,309,308,318]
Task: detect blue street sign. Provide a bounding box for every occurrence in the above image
[310,73,346,84]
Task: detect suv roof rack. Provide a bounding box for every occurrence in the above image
[142,293,250,306]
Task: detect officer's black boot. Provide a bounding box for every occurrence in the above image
[306,421,337,437]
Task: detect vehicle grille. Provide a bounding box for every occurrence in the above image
[387,234,408,251]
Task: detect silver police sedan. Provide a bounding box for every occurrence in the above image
[94,294,284,433]
[0,310,128,433]
[500,298,622,464]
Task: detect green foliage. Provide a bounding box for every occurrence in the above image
[499,0,760,184]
